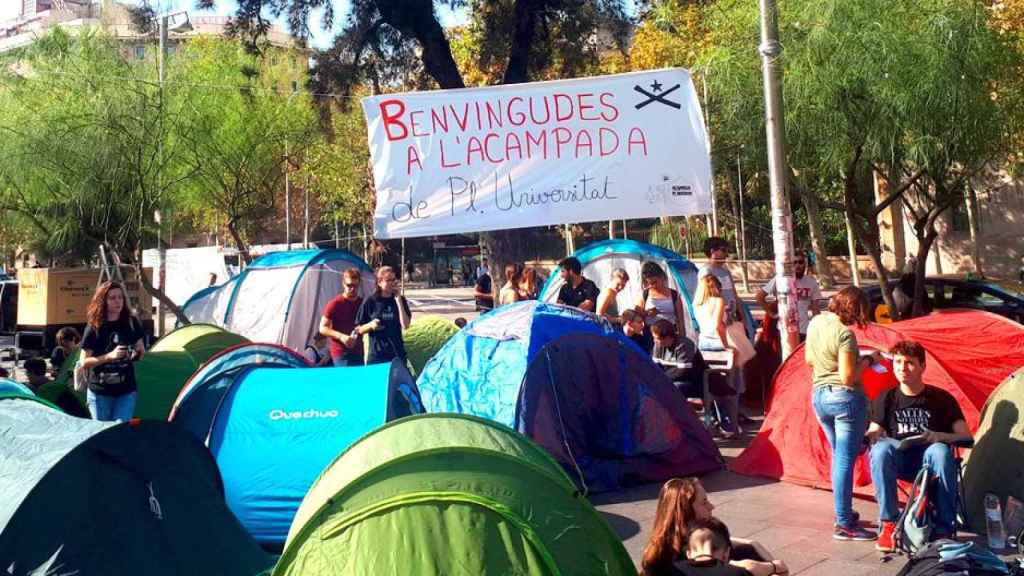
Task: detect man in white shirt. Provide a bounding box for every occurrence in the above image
[756,250,822,340]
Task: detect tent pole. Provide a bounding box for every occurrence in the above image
[401,238,406,294]
[608,220,614,240]
[622,220,628,240]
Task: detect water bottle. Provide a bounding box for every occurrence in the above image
[985,493,1007,550]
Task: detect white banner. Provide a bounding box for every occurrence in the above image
[362,68,712,239]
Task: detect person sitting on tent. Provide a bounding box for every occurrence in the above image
[623,308,654,353]
[641,478,787,576]
[651,319,703,399]
[80,281,146,422]
[474,265,495,311]
[754,251,821,341]
[499,263,524,307]
[866,339,972,552]
[596,268,630,326]
[675,517,754,576]
[50,326,80,376]
[556,256,600,312]
[356,266,412,365]
[320,268,366,367]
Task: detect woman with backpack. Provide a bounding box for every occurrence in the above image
[635,261,687,338]
[80,281,146,421]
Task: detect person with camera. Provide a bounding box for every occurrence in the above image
[80,281,146,421]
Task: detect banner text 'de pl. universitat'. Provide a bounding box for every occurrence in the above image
[362,68,713,239]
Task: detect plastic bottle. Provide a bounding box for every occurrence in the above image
[985,493,1007,550]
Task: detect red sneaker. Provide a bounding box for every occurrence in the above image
[876,521,896,552]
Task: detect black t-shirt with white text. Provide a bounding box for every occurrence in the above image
[870,386,965,440]
[557,278,600,309]
[356,292,412,363]
[81,316,144,396]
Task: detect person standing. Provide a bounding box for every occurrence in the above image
[498,263,523,307]
[755,251,822,341]
[518,267,541,301]
[319,268,365,367]
[80,281,146,422]
[636,262,688,338]
[474,266,495,311]
[476,257,489,283]
[596,268,630,326]
[556,256,599,312]
[355,266,412,365]
[693,274,749,438]
[804,286,879,541]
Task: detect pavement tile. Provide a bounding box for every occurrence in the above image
[793,558,901,576]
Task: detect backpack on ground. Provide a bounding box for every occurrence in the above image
[896,539,1015,576]
[895,467,934,554]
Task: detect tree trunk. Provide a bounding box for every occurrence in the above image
[800,187,835,289]
[911,229,938,318]
[843,167,897,319]
[965,186,983,276]
[503,0,544,84]
[227,221,251,265]
[133,260,191,327]
[480,230,532,284]
[374,0,465,89]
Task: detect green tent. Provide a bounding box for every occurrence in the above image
[134,323,249,419]
[0,379,59,411]
[275,414,637,576]
[0,397,272,575]
[964,366,1024,534]
[403,315,460,375]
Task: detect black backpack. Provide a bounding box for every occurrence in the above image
[896,539,1018,576]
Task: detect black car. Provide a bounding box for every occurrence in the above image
[866,277,1024,324]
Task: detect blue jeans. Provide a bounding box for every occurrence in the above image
[332,354,364,367]
[869,438,958,534]
[812,386,868,528]
[87,390,136,422]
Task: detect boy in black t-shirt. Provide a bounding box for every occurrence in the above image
[555,257,600,311]
[866,340,972,551]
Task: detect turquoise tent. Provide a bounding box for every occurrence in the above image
[539,239,755,339]
[169,343,424,549]
[275,414,637,576]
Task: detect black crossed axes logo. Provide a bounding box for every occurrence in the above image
[634,80,682,110]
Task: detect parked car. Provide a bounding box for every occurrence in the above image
[866,277,1024,324]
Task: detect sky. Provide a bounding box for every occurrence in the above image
[0,1,468,49]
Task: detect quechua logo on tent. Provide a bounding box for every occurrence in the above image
[268,409,340,421]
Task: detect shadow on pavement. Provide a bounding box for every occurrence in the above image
[598,511,641,541]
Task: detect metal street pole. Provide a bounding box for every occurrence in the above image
[303,174,310,249]
[702,70,718,236]
[759,0,799,357]
[156,15,168,337]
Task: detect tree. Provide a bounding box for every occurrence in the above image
[693,0,1021,317]
[0,28,192,322]
[174,37,319,262]
[212,0,633,275]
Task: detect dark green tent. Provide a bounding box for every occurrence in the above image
[134,323,249,419]
[276,414,636,576]
[964,366,1024,534]
[0,398,272,575]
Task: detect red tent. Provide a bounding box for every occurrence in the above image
[732,309,1024,495]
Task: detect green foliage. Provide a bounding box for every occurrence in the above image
[173,37,319,253]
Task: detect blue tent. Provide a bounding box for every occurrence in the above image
[418,301,640,428]
[418,302,721,491]
[181,249,375,352]
[169,343,424,549]
[539,239,755,339]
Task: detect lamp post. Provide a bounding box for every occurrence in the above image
[284,89,299,251]
[154,10,191,337]
[758,0,799,357]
